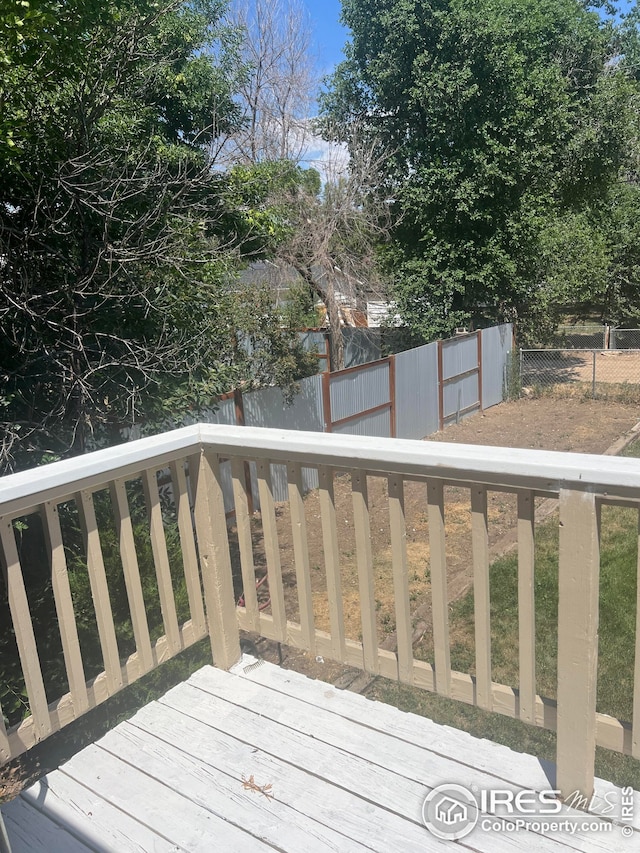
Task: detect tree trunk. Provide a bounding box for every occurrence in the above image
[324,274,344,371]
[293,263,345,370]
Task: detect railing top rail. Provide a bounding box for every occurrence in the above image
[3,423,639,518]
[0,425,202,519]
[198,424,640,497]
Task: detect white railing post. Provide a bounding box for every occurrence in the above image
[556,489,600,801]
[193,450,241,670]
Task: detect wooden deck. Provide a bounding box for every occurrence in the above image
[2,656,638,852]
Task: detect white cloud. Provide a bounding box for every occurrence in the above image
[298,131,349,182]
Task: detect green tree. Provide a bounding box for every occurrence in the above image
[0,0,315,472]
[323,0,637,341]
[224,132,390,370]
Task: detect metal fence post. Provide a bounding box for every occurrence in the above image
[437,340,444,430]
[519,348,523,395]
[389,354,397,438]
[592,351,597,399]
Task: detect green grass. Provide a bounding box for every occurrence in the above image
[371,489,640,790]
[621,437,640,459]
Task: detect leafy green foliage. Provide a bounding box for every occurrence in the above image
[323,0,640,341]
[0,478,192,729]
[0,1,317,472]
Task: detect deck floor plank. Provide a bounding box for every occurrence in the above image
[151,680,589,853]
[52,743,277,852]
[184,664,624,853]
[160,680,566,852]
[96,720,375,853]
[19,767,187,853]
[1,796,98,853]
[236,659,640,836]
[2,658,636,853]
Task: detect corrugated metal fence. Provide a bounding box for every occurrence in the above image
[481,324,513,408]
[394,342,440,439]
[177,323,512,507]
[439,333,482,427]
[324,359,394,438]
[298,327,383,371]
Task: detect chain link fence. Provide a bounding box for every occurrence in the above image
[519,349,640,401]
[552,324,606,349]
[551,324,640,350]
[611,329,640,350]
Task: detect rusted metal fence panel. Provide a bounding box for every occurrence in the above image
[325,358,394,438]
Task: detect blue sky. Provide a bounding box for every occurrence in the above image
[299,0,637,172]
[301,1,637,76]
[302,0,349,74]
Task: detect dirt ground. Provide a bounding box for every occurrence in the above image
[426,395,639,454]
[523,348,640,389]
[239,395,640,684]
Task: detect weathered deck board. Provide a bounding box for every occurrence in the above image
[1,797,95,853]
[186,664,630,853]
[2,658,636,853]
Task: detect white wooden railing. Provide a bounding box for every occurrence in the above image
[1,423,639,801]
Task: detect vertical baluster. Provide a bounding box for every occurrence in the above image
[0,517,52,739]
[318,465,346,662]
[76,491,123,694]
[0,703,9,763]
[517,490,536,724]
[42,501,89,715]
[351,469,378,674]
[287,462,315,653]
[193,451,240,669]
[634,509,640,760]
[427,479,451,696]
[556,489,600,800]
[169,461,206,637]
[142,469,181,655]
[388,474,413,684]
[256,459,287,641]
[471,485,492,710]
[231,456,259,632]
[109,480,154,673]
